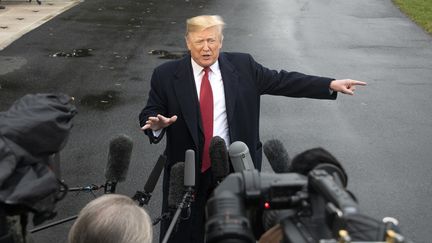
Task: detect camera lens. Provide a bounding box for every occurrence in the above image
[205,191,255,243]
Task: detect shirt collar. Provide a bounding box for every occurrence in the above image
[191,58,220,76]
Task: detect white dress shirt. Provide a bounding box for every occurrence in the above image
[191,58,230,146]
[153,59,230,146]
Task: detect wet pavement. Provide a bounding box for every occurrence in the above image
[0,0,79,50]
[1,0,432,242]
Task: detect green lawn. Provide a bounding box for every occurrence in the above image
[393,0,432,34]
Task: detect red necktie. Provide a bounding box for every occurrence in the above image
[200,67,213,172]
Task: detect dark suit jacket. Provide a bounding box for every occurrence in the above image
[139,52,336,242]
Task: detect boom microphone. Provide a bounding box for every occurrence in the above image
[209,136,229,183]
[163,151,196,243]
[144,154,167,193]
[133,154,167,206]
[168,162,185,208]
[184,150,195,187]
[228,141,255,172]
[263,139,290,173]
[104,134,133,193]
[28,135,133,233]
[261,136,294,231]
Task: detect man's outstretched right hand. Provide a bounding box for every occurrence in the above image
[140,114,178,131]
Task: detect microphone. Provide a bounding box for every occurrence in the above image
[162,150,196,243]
[168,162,185,208]
[209,136,229,183]
[290,147,348,187]
[228,141,255,172]
[184,149,195,188]
[28,134,132,233]
[104,134,133,193]
[150,161,183,226]
[134,154,167,206]
[263,139,290,173]
[144,155,167,192]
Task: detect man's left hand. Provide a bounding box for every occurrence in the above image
[330,79,367,95]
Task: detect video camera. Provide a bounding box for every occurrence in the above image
[205,168,409,243]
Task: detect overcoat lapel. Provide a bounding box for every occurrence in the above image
[173,57,200,148]
[219,53,239,128]
[172,53,239,148]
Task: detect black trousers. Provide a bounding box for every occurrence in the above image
[0,205,14,243]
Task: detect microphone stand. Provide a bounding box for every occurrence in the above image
[29,215,78,233]
[152,212,171,226]
[133,155,167,207]
[161,187,194,243]
[61,184,102,192]
[104,181,117,194]
[29,183,105,234]
[133,190,152,207]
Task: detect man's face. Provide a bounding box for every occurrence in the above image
[186,26,223,67]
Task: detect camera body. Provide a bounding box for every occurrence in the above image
[206,170,307,243]
[205,169,406,243]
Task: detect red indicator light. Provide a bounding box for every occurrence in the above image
[264,202,271,209]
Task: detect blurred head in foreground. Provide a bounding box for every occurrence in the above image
[68,194,153,243]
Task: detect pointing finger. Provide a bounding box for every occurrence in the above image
[352,80,367,86]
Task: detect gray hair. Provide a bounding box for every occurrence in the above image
[68,194,153,243]
[186,15,225,38]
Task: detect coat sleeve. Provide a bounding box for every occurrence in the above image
[139,68,168,144]
[248,54,337,100]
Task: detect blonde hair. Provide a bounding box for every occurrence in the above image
[68,194,153,243]
[186,15,225,38]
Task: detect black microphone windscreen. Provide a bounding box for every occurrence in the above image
[263,139,290,173]
[291,147,348,186]
[144,154,167,193]
[209,136,229,181]
[168,162,185,208]
[228,141,255,172]
[184,150,195,187]
[104,134,133,182]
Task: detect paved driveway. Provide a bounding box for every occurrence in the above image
[0,0,431,242]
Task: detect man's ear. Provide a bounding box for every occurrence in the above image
[219,35,223,49]
[185,36,191,50]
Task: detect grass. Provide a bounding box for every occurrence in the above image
[393,0,432,34]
